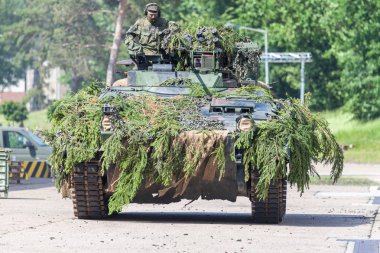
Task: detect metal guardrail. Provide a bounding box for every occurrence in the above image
[261,52,312,63]
[261,52,313,104]
[0,149,11,198]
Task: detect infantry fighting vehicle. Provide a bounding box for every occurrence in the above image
[70,40,287,224]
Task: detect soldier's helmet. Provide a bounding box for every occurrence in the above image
[144,3,160,17]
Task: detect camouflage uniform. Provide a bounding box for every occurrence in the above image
[125,17,169,55]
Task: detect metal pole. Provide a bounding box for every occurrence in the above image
[300,60,305,104]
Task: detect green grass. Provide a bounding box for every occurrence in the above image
[310,176,379,186]
[0,109,51,130]
[319,109,380,163]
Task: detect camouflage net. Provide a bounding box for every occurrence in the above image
[44,83,343,214]
[159,24,261,83]
[233,42,261,81]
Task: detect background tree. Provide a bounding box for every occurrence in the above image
[0,0,27,90]
[106,0,127,86]
[0,101,28,127]
[0,0,379,120]
[4,0,115,92]
[47,0,110,91]
[230,0,343,110]
[331,0,380,120]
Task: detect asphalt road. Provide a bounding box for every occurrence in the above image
[0,164,380,253]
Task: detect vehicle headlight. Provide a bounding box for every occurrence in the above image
[102,116,113,131]
[102,104,116,131]
[237,117,254,132]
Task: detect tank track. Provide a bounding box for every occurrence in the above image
[250,169,287,224]
[71,161,108,219]
[280,177,287,219]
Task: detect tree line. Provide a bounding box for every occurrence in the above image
[0,0,379,120]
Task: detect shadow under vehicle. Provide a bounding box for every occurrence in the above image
[70,45,287,224]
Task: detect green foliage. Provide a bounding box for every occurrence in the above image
[22,87,47,110]
[321,109,380,163]
[44,87,103,173]
[230,0,380,120]
[213,141,226,180]
[0,101,28,126]
[0,0,27,88]
[332,0,380,120]
[160,24,260,82]
[0,109,50,130]
[44,84,228,213]
[345,79,380,120]
[47,0,109,91]
[121,0,380,121]
[275,98,343,194]
[168,25,244,54]
[108,145,147,212]
[215,85,273,103]
[233,97,343,200]
[1,0,115,92]
[158,78,211,97]
[162,0,236,23]
[231,0,342,109]
[1,0,379,120]
[47,101,59,123]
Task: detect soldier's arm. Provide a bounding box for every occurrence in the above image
[125,21,143,54]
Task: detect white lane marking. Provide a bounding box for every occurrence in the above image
[341,240,380,253]
[317,192,372,197]
[345,241,355,253]
[316,190,380,198]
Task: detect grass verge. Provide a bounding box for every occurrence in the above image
[319,109,380,163]
[310,176,379,186]
[0,109,50,130]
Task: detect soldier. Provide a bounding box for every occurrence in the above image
[125,3,169,55]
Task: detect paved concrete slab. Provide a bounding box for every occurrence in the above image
[315,163,380,183]
[0,178,378,253]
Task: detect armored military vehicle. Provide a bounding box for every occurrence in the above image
[69,29,287,224]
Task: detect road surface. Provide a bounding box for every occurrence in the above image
[0,163,379,253]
